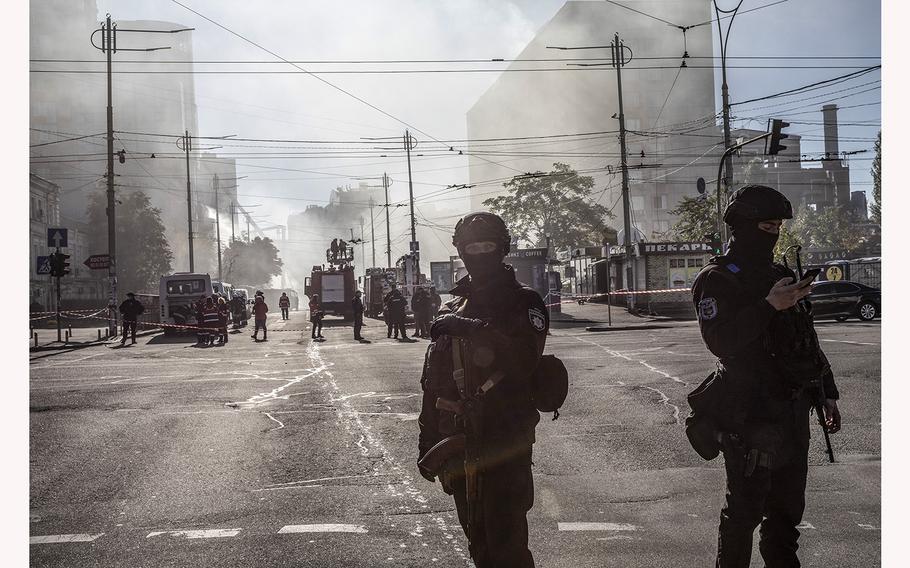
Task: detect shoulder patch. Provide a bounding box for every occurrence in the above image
[726,263,740,273]
[528,307,547,332]
[697,297,718,320]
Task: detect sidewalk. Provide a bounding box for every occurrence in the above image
[28,324,160,352]
[551,299,683,331]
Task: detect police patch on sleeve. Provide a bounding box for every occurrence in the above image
[697,297,718,320]
[528,308,547,332]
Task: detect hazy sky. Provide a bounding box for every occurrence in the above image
[70,0,881,257]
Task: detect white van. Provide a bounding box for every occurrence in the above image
[212,280,234,298]
[159,272,212,333]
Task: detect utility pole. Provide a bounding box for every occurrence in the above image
[404,131,417,244]
[369,197,377,268]
[715,1,744,199]
[102,15,117,334]
[213,174,222,282]
[404,131,419,276]
[383,172,392,268]
[360,217,366,274]
[90,16,191,334]
[183,130,194,272]
[612,33,636,304]
[230,201,235,242]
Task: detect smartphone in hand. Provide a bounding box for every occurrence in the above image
[796,268,822,289]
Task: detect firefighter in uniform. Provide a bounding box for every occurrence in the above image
[691,185,842,568]
[417,212,548,568]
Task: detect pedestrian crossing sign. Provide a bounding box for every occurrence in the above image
[37,255,52,275]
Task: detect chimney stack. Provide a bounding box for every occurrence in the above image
[822,104,840,160]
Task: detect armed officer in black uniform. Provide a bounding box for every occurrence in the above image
[417,212,548,568]
[692,185,842,568]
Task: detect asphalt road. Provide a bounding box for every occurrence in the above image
[29,310,881,567]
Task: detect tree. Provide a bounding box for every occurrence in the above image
[482,162,616,249]
[223,237,283,287]
[773,204,870,260]
[86,190,173,294]
[870,130,881,225]
[667,193,718,241]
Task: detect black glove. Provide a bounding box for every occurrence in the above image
[430,314,487,340]
[418,463,436,483]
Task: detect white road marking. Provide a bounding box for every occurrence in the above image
[558,522,640,532]
[641,386,682,425]
[146,528,241,539]
[857,523,880,530]
[257,473,391,491]
[278,524,368,534]
[820,339,877,346]
[797,521,816,529]
[264,412,285,431]
[306,342,469,564]
[30,533,104,544]
[575,337,688,386]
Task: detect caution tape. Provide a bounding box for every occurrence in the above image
[30,308,111,316]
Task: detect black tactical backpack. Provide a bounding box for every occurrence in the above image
[531,354,568,419]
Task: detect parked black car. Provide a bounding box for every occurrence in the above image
[809,280,881,321]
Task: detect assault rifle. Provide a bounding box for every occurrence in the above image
[785,245,835,463]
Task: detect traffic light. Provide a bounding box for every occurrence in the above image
[48,252,59,277]
[50,252,71,277]
[768,119,790,155]
[705,232,722,256]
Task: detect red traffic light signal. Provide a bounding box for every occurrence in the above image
[768,119,790,155]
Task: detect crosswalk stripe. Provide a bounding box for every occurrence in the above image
[30,533,104,544]
[278,524,368,534]
[558,522,639,532]
[146,529,241,539]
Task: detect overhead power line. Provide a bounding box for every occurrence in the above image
[30,55,882,64]
[731,65,881,106]
[30,65,882,74]
[167,0,526,177]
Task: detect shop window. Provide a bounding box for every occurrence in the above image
[688,258,704,268]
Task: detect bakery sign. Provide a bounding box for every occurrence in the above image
[639,242,712,255]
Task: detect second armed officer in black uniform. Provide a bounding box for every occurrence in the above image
[692,185,842,568]
[417,212,548,568]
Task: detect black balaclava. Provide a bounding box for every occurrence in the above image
[459,249,505,282]
[453,212,511,285]
[729,221,778,265]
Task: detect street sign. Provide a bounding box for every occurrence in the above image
[36,256,52,275]
[826,266,844,281]
[696,177,706,194]
[83,254,111,270]
[47,228,68,248]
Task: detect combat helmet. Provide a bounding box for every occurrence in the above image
[452,212,511,256]
[723,184,793,226]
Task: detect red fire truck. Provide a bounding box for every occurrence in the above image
[304,242,358,320]
[304,265,356,320]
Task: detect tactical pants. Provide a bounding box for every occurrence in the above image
[716,438,809,568]
[451,448,535,568]
[353,315,363,339]
[121,320,137,343]
[393,320,407,339]
[281,308,289,319]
